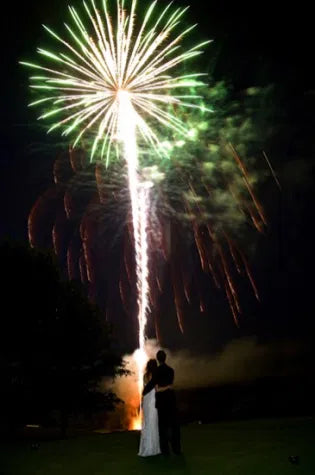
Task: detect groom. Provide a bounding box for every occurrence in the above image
[144,350,181,455]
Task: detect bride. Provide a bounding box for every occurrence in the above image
[138,359,160,457]
[138,359,172,457]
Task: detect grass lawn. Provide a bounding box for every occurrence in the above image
[1,417,314,475]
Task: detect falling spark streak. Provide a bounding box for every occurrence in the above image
[218,245,241,316]
[229,143,267,226]
[246,204,265,233]
[225,235,242,274]
[194,225,208,272]
[207,257,221,289]
[239,250,260,301]
[263,151,281,190]
[182,268,193,303]
[224,282,239,327]
[172,277,185,334]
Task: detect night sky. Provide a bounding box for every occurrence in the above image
[1,0,315,351]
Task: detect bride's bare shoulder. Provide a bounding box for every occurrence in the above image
[143,372,150,385]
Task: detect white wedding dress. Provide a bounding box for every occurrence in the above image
[138,388,161,457]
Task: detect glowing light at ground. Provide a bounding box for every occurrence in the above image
[129,413,143,431]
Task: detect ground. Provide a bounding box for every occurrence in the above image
[1,418,314,474]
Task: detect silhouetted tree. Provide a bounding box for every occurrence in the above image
[0,241,125,437]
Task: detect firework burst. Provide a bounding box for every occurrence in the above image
[21,0,210,163]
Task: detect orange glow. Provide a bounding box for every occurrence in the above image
[229,143,267,226]
[127,388,143,431]
[129,411,142,431]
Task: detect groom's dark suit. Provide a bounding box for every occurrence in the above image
[143,363,181,455]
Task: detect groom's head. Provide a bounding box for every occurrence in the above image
[156,350,166,365]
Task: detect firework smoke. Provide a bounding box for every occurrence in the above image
[107,337,305,430]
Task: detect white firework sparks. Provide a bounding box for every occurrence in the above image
[21,0,210,163]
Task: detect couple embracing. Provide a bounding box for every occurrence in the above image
[138,350,181,457]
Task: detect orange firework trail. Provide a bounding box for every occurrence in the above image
[227,184,247,219]
[225,234,242,274]
[239,250,260,302]
[224,281,239,327]
[172,281,185,334]
[29,132,268,343]
[156,276,163,294]
[207,258,221,289]
[218,245,241,315]
[182,265,193,302]
[194,225,208,272]
[242,202,265,233]
[229,143,267,226]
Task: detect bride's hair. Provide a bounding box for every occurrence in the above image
[145,358,158,376]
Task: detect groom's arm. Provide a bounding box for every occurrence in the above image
[155,367,174,391]
[142,376,156,396]
[156,384,173,392]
